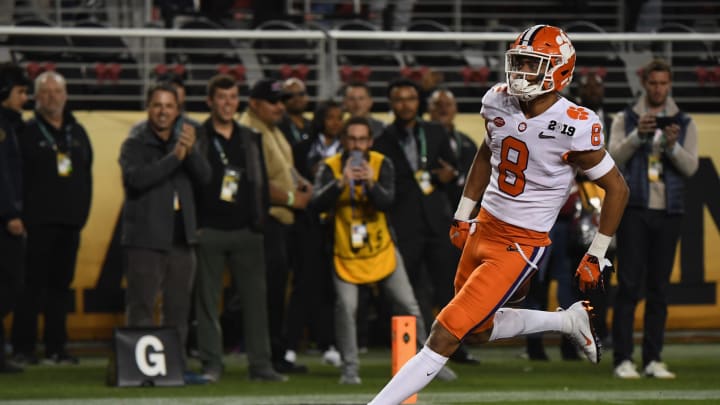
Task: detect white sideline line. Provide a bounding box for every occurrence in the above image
[3,390,720,404]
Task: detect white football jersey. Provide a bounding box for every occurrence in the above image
[479,83,605,232]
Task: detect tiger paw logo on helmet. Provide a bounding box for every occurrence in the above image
[505,25,577,101]
[566,106,590,120]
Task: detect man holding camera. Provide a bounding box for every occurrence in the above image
[608,59,698,379]
[311,117,454,385]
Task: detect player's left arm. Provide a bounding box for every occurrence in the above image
[566,148,629,291]
[568,149,628,237]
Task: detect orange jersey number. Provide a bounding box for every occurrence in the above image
[498,136,529,197]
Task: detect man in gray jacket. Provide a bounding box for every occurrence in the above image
[118,83,211,379]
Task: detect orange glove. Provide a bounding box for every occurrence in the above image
[575,254,611,292]
[449,220,473,250]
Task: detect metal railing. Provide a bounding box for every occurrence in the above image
[1,25,719,112]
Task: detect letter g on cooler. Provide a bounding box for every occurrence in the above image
[135,335,167,377]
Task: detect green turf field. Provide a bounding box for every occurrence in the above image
[1,343,719,404]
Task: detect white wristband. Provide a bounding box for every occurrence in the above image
[454,196,477,220]
[587,232,612,259]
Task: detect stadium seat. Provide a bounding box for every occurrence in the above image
[650,23,717,108]
[70,21,135,63]
[254,19,313,67]
[9,17,70,62]
[8,17,89,109]
[563,21,632,112]
[253,19,319,99]
[167,17,246,110]
[334,19,403,110]
[68,21,142,110]
[402,20,466,68]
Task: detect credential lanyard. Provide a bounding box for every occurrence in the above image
[212,136,229,166]
[417,124,427,170]
[37,120,72,154]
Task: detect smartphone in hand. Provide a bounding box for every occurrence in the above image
[349,150,365,167]
[655,115,678,129]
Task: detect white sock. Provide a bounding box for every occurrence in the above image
[367,346,448,405]
[488,308,570,341]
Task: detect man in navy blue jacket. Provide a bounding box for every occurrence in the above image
[0,62,29,373]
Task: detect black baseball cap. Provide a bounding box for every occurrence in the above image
[249,78,284,103]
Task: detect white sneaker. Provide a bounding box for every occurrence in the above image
[614,360,641,379]
[644,361,676,379]
[284,350,296,364]
[561,301,600,364]
[434,365,458,381]
[322,346,342,368]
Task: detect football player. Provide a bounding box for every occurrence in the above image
[368,25,629,405]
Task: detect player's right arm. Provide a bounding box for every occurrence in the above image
[449,120,492,249]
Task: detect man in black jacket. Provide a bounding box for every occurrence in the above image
[372,78,461,350]
[10,71,93,365]
[0,62,29,373]
[277,77,311,147]
[428,88,478,208]
[119,83,211,378]
[193,75,285,382]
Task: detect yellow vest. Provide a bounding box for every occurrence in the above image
[327,151,396,284]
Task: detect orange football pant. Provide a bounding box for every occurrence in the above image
[437,208,550,340]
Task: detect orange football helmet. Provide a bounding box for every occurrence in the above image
[505,24,576,101]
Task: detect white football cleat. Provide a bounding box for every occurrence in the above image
[560,300,600,364]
